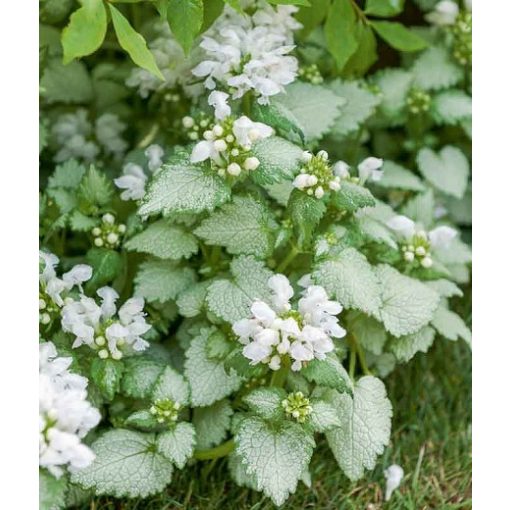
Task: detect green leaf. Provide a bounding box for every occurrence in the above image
[78,165,113,208]
[431,306,471,346]
[202,0,224,32]
[430,90,472,125]
[69,210,98,232]
[325,0,359,71]
[176,281,210,318]
[139,164,230,217]
[270,82,346,140]
[333,181,376,211]
[167,0,204,54]
[268,0,311,5]
[47,188,77,214]
[372,21,428,52]
[90,358,124,401]
[121,357,165,399]
[250,136,303,185]
[375,264,440,337]
[309,400,342,432]
[411,46,463,91]
[157,422,196,469]
[372,69,413,120]
[151,366,190,404]
[40,469,67,510]
[389,325,435,362]
[62,0,107,64]
[348,312,387,355]
[243,387,286,422]
[41,59,93,104]
[71,430,174,498]
[125,220,199,260]
[313,248,381,317]
[288,190,327,247]
[342,22,378,77]
[364,0,404,17]
[48,160,86,189]
[135,260,196,303]
[236,416,315,506]
[194,196,276,258]
[193,400,233,449]
[301,354,353,393]
[108,4,164,80]
[327,79,380,137]
[206,330,234,360]
[124,409,160,431]
[401,188,435,229]
[294,0,330,37]
[206,256,273,323]
[417,146,469,199]
[377,161,425,191]
[85,248,123,291]
[325,376,392,481]
[184,328,242,406]
[252,101,305,144]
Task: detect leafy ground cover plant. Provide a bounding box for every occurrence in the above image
[39,0,471,508]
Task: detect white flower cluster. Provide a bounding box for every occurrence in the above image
[91,213,126,249]
[425,0,471,26]
[190,115,272,178]
[192,3,300,109]
[233,274,346,371]
[39,342,101,478]
[51,109,127,163]
[386,215,457,268]
[332,157,384,185]
[114,144,164,201]
[61,287,151,360]
[39,251,92,326]
[293,150,341,199]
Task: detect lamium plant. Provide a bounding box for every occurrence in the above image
[39,0,471,508]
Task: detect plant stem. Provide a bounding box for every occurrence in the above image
[137,123,160,149]
[349,345,356,379]
[194,439,235,460]
[276,246,299,273]
[242,92,253,117]
[270,359,290,387]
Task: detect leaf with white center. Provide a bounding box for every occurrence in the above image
[151,366,190,405]
[348,312,387,355]
[325,376,392,481]
[157,422,196,469]
[184,329,242,407]
[411,46,463,91]
[373,69,413,120]
[417,146,469,199]
[309,400,342,432]
[313,248,381,317]
[389,325,436,363]
[377,161,425,191]
[434,237,472,265]
[135,260,196,303]
[228,452,259,491]
[176,281,210,318]
[193,400,233,449]
[235,416,315,506]
[401,188,435,229]
[125,220,199,260]
[375,265,440,337]
[243,387,286,422]
[431,90,472,126]
[139,164,230,217]
[251,136,303,185]
[301,354,353,393]
[327,80,380,137]
[206,256,273,323]
[121,357,165,399]
[71,430,174,498]
[333,182,376,212]
[425,279,463,298]
[431,306,471,346]
[40,470,67,510]
[194,196,275,258]
[270,82,346,140]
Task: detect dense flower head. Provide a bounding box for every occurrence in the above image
[298,63,324,85]
[281,392,312,423]
[332,157,384,186]
[150,399,182,426]
[61,286,151,360]
[233,274,346,371]
[192,3,300,108]
[406,88,432,115]
[91,213,126,249]
[387,215,457,268]
[39,251,92,327]
[181,112,215,142]
[39,342,101,478]
[190,115,272,178]
[451,10,472,66]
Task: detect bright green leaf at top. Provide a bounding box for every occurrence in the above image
[364,0,404,17]
[371,21,428,52]
[62,0,107,64]
[167,0,204,55]
[108,4,164,80]
[325,0,359,72]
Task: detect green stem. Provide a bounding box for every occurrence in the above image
[194,439,235,460]
[270,359,290,387]
[210,246,222,267]
[242,92,253,117]
[355,340,372,376]
[137,123,160,149]
[349,345,356,379]
[276,246,299,273]
[350,0,368,24]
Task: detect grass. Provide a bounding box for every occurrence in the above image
[79,340,472,510]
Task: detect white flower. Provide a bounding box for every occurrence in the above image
[232,116,274,147]
[208,90,231,120]
[384,464,404,501]
[386,215,417,239]
[39,342,101,478]
[233,274,345,371]
[428,225,457,249]
[95,113,127,158]
[425,0,460,26]
[114,163,147,201]
[358,157,384,184]
[61,286,151,359]
[145,144,165,172]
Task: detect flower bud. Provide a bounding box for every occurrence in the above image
[421,256,433,268]
[102,213,115,225]
[95,336,106,346]
[92,227,101,236]
[98,349,109,359]
[315,186,325,199]
[301,151,313,163]
[212,125,224,137]
[244,157,260,171]
[203,130,214,141]
[118,224,126,234]
[404,251,415,262]
[107,232,119,245]
[111,351,123,361]
[415,246,426,257]
[182,116,194,129]
[94,238,104,247]
[214,139,227,152]
[317,150,329,161]
[227,163,241,176]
